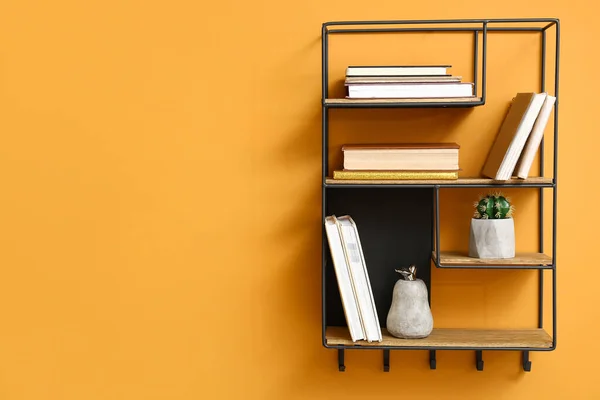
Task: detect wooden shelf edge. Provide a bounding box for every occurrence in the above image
[432,251,552,267]
[325,177,553,186]
[326,326,553,349]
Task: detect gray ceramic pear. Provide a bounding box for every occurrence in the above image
[386,265,433,339]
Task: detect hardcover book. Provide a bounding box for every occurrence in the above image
[346,82,474,99]
[333,170,459,180]
[481,92,547,180]
[342,143,460,171]
[346,65,451,77]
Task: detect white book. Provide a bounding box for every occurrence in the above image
[514,95,556,179]
[346,82,473,99]
[324,216,365,342]
[336,216,382,342]
[346,65,450,77]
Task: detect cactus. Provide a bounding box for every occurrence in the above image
[473,192,515,219]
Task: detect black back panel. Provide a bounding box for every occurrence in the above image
[325,187,433,328]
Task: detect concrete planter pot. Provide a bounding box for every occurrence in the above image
[469,218,515,259]
[386,279,433,339]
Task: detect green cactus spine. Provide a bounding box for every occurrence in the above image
[473,192,514,219]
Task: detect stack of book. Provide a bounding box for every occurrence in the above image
[482,92,556,180]
[333,143,460,180]
[344,65,475,99]
[324,215,382,342]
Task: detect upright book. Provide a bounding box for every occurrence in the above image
[481,92,547,180]
[324,216,365,341]
[336,215,382,342]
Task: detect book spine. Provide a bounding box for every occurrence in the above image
[333,170,458,180]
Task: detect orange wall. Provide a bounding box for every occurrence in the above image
[0,1,596,399]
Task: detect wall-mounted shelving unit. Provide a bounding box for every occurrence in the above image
[321,18,559,373]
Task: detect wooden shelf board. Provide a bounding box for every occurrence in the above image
[325,97,482,105]
[325,177,553,186]
[432,251,552,266]
[326,326,553,349]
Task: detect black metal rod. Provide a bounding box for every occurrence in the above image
[321,25,328,346]
[476,351,484,371]
[383,350,390,372]
[538,30,546,330]
[430,189,435,304]
[552,20,560,348]
[430,350,437,369]
[323,18,559,27]
[473,31,479,96]
[326,27,543,34]
[338,349,345,372]
[538,268,544,327]
[322,111,328,182]
[322,27,328,101]
[321,191,327,343]
[482,22,488,103]
[435,186,441,267]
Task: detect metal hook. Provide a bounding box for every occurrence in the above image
[522,351,532,372]
[383,350,390,372]
[338,349,345,372]
[476,350,484,371]
[430,350,437,369]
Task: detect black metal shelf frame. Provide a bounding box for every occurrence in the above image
[321,18,560,372]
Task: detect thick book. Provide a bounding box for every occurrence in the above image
[333,170,459,180]
[514,95,556,179]
[324,216,365,342]
[346,82,474,99]
[346,65,451,77]
[342,143,460,171]
[336,216,382,342]
[481,92,547,180]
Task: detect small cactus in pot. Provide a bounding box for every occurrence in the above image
[473,192,515,220]
[469,192,515,259]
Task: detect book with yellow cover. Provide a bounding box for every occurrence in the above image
[333,170,459,180]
